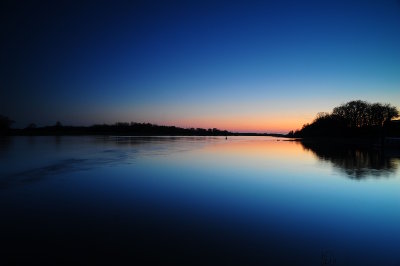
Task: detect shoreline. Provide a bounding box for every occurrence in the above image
[292,136,400,148]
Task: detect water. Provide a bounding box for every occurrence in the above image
[0,136,400,265]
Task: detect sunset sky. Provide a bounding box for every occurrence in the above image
[1,0,400,133]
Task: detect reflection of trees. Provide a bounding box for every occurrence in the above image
[300,141,400,179]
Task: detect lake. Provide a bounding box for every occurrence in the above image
[1,136,400,265]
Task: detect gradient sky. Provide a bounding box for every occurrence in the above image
[1,0,400,133]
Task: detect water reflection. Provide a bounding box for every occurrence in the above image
[0,136,217,189]
[300,140,400,179]
[2,136,400,265]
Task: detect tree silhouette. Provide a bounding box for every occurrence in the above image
[26,123,37,129]
[293,100,399,138]
[0,115,14,132]
[332,100,399,128]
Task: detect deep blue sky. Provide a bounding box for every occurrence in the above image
[1,0,399,132]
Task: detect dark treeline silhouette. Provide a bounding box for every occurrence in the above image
[288,100,400,138]
[300,140,400,179]
[0,115,14,134]
[0,116,287,136]
[6,121,233,136]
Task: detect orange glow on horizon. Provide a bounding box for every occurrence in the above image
[198,136,315,165]
[205,137,304,155]
[155,116,311,133]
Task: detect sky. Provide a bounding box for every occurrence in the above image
[1,0,400,133]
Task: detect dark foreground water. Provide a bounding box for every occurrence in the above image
[1,136,400,265]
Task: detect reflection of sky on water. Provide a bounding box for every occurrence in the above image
[1,136,400,265]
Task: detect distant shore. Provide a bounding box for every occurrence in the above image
[1,123,286,138]
[3,130,286,138]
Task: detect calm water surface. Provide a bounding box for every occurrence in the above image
[1,136,400,265]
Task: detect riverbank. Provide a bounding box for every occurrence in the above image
[290,136,400,149]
